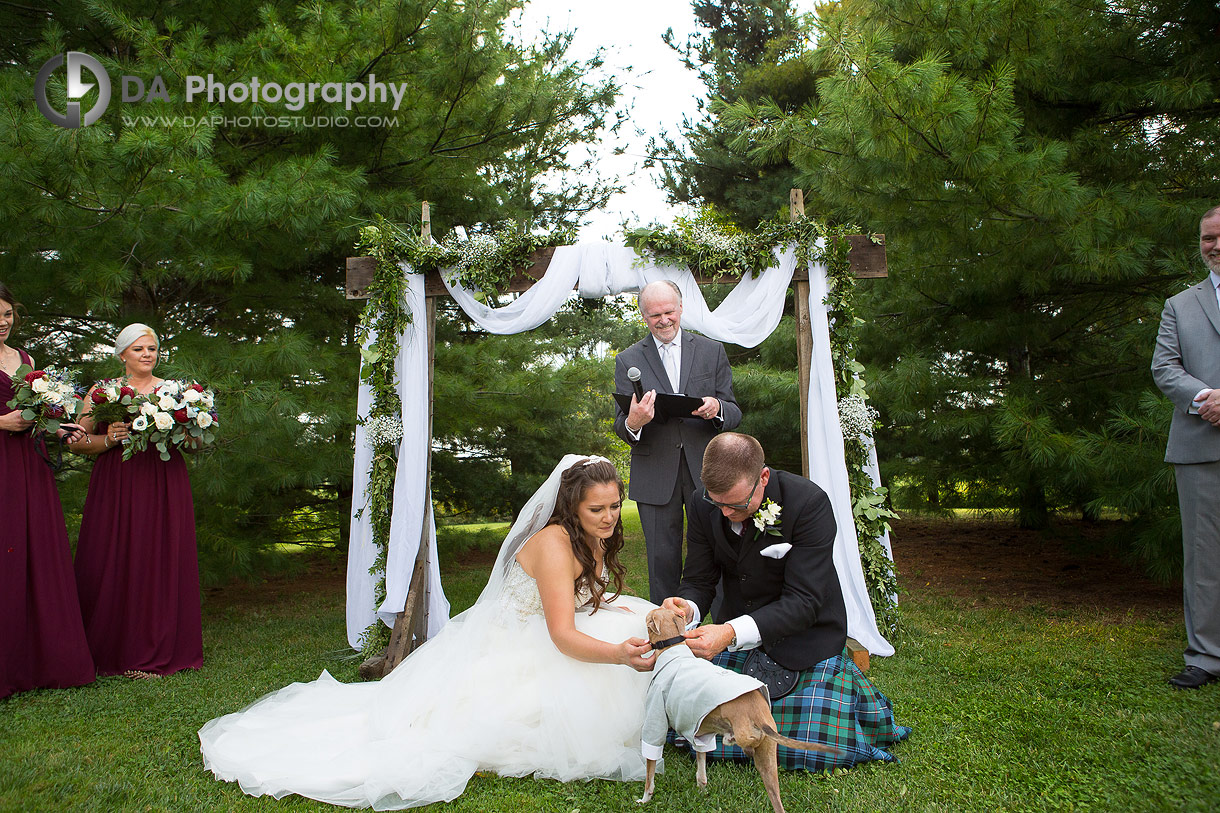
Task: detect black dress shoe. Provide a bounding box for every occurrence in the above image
[1168,665,1218,689]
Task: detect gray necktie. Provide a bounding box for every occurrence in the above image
[661,342,679,392]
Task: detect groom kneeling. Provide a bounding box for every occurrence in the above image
[662,432,908,770]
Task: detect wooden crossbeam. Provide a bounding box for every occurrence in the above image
[344,236,885,300]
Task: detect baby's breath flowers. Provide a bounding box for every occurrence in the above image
[363,413,404,449]
[838,394,879,443]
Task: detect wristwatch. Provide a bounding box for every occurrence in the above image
[728,628,737,649]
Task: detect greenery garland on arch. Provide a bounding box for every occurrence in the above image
[351,212,898,655]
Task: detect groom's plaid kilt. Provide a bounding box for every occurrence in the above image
[666,647,910,771]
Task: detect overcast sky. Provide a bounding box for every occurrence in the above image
[513,1,707,240]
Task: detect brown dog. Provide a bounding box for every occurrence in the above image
[638,607,837,813]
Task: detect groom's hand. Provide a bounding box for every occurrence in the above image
[683,624,734,660]
[661,597,692,624]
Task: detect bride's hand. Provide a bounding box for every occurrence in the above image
[618,637,655,672]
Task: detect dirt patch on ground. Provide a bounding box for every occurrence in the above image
[892,516,1181,618]
[203,551,348,611]
[203,518,1183,621]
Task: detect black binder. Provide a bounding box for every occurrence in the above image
[613,391,706,421]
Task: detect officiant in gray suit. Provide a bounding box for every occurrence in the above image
[614,281,742,603]
[1152,204,1220,690]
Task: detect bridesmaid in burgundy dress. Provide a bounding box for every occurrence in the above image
[71,323,202,679]
[0,282,96,699]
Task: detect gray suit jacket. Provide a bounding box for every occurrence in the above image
[613,330,741,504]
[1152,277,1220,464]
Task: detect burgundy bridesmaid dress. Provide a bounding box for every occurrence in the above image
[74,411,203,676]
[0,349,96,699]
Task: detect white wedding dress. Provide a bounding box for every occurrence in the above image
[200,456,660,810]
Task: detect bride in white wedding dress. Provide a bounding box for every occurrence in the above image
[199,456,661,809]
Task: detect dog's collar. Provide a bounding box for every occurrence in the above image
[651,635,686,652]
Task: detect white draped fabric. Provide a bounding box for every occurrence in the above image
[345,272,451,647]
[346,241,894,656]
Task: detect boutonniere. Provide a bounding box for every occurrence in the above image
[752,499,782,537]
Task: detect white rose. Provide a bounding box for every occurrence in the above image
[196,412,214,429]
[161,380,181,395]
[132,415,149,431]
[183,389,202,404]
[140,401,158,416]
[31,377,49,393]
[44,389,63,405]
[153,411,173,431]
[157,394,176,411]
[201,393,214,409]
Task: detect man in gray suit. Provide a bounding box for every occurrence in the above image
[1152,205,1220,690]
[615,281,742,603]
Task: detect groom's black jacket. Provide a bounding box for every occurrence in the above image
[678,468,847,671]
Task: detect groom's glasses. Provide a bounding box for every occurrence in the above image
[701,470,762,511]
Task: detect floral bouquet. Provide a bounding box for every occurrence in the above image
[125,379,218,461]
[87,378,142,427]
[5,365,83,435]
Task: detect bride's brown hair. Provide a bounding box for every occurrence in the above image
[548,459,626,612]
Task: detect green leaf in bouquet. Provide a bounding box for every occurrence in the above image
[21,408,36,421]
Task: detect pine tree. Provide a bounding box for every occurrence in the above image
[665,0,1220,570]
[652,0,816,226]
[730,0,1220,541]
[0,0,620,578]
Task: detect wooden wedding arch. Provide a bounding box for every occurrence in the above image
[345,191,887,678]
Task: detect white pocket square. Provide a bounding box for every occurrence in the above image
[759,543,792,559]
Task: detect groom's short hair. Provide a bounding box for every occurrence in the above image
[701,432,765,494]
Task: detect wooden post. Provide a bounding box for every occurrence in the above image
[791,190,813,481]
[360,206,438,680]
[792,189,868,670]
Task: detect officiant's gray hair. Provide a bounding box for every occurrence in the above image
[637,280,682,310]
[114,323,159,359]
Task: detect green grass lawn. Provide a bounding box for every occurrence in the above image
[2,510,1218,812]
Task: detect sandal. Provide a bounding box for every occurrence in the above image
[123,669,161,680]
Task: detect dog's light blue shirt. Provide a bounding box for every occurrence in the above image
[641,645,768,760]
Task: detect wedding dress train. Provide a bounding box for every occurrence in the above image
[200,456,658,809]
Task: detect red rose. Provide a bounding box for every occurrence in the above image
[47,404,65,418]
[90,389,108,404]
[120,386,136,399]
[173,408,189,424]
[189,383,204,393]
[24,370,46,383]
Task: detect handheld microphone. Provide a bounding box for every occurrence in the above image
[627,366,645,402]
